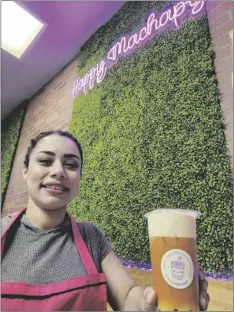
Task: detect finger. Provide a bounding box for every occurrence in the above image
[142,287,157,311]
[200,295,207,311]
[200,292,210,311]
[199,277,208,293]
[207,293,210,305]
[199,270,208,290]
[199,269,205,281]
[198,269,209,311]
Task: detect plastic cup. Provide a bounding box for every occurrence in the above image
[144,208,201,311]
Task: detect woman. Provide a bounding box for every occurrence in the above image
[1,130,210,311]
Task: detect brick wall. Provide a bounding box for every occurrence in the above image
[206,0,233,163]
[2,59,77,216]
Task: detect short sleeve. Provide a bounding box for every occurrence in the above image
[77,221,113,272]
[90,223,113,262]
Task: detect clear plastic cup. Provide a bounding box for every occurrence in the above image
[144,208,201,311]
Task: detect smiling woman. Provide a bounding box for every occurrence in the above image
[1,130,210,311]
[22,130,83,219]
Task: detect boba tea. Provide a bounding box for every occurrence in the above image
[144,209,200,311]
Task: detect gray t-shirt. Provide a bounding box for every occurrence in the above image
[1,212,112,284]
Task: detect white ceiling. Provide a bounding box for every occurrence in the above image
[1,1,124,120]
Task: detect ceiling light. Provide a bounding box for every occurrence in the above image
[1,1,44,58]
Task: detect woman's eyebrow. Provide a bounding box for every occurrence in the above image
[37,151,55,156]
[64,153,80,160]
[37,151,80,160]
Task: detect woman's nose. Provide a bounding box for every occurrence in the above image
[50,162,67,179]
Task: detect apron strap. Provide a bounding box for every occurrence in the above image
[68,212,98,275]
[1,208,26,257]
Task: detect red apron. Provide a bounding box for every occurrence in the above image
[1,209,107,311]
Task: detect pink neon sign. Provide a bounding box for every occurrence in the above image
[72,1,205,98]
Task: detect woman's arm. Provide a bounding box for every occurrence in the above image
[101,251,157,311]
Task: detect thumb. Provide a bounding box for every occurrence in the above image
[141,287,157,311]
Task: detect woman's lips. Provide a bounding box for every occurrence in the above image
[41,184,69,195]
[43,187,68,195]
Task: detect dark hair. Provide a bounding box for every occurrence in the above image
[24,130,84,174]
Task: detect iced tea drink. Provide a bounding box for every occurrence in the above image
[144,209,200,311]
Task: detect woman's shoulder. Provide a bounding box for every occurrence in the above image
[76,220,112,249]
[76,220,112,265]
[1,213,15,234]
[1,213,14,222]
[76,221,102,237]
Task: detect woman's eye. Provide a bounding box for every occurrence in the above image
[65,162,79,169]
[38,159,52,166]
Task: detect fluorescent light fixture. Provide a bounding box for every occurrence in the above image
[1,1,44,58]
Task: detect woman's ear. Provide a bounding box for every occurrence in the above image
[22,168,28,182]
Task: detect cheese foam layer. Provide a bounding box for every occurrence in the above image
[145,209,199,238]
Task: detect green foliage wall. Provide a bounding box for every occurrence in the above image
[68,1,233,273]
[1,101,27,208]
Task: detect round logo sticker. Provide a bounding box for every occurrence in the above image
[161,249,194,289]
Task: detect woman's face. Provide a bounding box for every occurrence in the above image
[23,134,81,211]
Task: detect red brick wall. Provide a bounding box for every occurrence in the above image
[206,0,233,163]
[2,59,77,216]
[2,2,233,216]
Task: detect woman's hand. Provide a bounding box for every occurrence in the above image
[140,287,157,311]
[102,252,210,311]
[199,266,210,311]
[140,266,210,311]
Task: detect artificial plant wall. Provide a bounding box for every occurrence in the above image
[1,101,27,208]
[68,1,233,273]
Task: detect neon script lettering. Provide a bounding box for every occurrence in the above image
[72,61,107,97]
[73,1,205,98]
